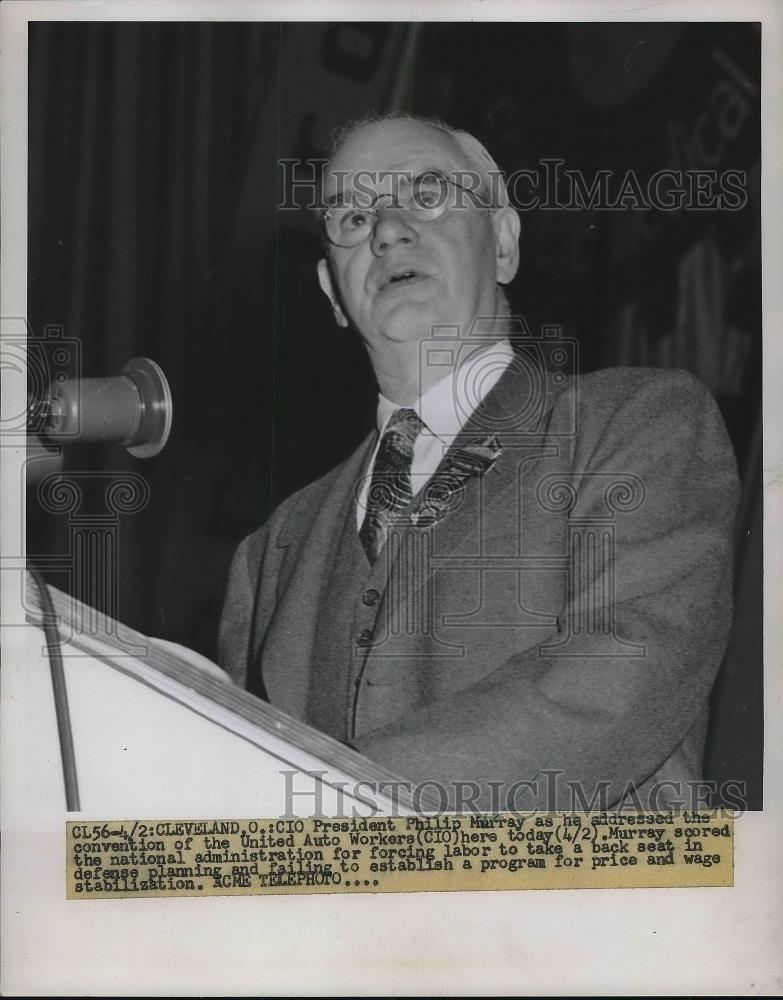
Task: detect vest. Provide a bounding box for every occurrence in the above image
[303,426,508,743]
[303,474,401,741]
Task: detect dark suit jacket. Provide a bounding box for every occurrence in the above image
[219,363,739,809]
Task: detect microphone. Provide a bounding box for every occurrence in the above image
[37,357,173,458]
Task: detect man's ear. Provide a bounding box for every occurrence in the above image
[492,207,521,285]
[317,258,349,328]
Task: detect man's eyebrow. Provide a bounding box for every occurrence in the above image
[321,178,372,208]
[319,168,357,210]
[322,191,345,208]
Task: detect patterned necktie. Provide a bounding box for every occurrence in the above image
[359,407,424,563]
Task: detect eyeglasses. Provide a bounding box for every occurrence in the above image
[322,170,488,248]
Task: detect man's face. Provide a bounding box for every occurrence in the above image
[317,120,520,352]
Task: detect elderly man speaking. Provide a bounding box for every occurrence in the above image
[219,114,739,811]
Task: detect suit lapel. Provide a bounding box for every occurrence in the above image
[261,432,376,713]
[275,432,375,552]
[409,434,503,528]
[404,356,568,558]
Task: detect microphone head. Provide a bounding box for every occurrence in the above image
[121,357,173,459]
[42,356,173,458]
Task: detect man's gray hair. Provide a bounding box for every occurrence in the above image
[329,112,512,209]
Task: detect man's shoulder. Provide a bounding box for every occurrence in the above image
[535,365,735,475]
[571,365,714,408]
[494,356,716,437]
[553,365,722,431]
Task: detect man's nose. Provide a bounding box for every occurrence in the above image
[370,206,419,254]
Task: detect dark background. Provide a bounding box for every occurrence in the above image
[27,22,762,805]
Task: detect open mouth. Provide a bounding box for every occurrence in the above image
[382,269,427,289]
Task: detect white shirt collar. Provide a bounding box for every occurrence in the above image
[375,338,513,445]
